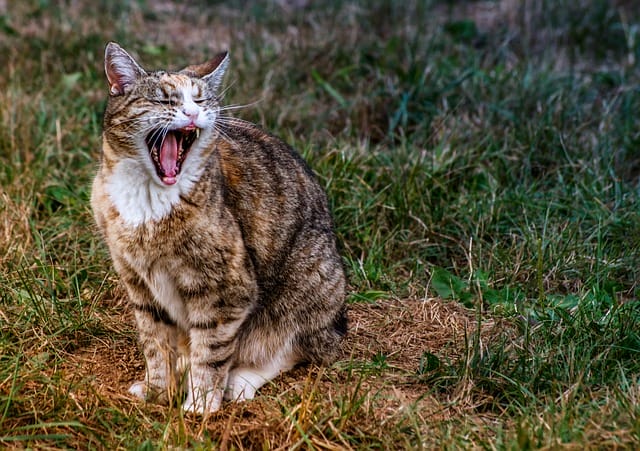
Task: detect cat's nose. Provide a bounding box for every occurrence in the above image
[183,108,198,120]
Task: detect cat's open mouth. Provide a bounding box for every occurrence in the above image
[146,127,199,185]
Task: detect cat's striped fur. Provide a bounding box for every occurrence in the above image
[91,43,347,413]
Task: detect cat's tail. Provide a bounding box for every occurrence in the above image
[296,306,348,366]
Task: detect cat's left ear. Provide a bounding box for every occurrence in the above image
[183,51,229,92]
[104,42,147,96]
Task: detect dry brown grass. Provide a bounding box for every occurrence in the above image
[38,296,504,448]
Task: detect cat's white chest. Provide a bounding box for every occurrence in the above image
[105,158,201,227]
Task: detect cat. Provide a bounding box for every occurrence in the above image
[91,42,347,414]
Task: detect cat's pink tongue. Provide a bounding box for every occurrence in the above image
[160,132,179,185]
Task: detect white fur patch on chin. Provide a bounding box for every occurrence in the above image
[106,158,199,227]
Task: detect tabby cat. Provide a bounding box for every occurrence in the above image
[91,42,347,414]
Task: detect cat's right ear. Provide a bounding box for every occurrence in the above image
[201,51,229,92]
[104,42,146,96]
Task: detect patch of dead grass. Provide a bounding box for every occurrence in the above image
[347,297,491,369]
[0,189,32,258]
[52,296,513,448]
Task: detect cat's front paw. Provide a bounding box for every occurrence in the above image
[182,388,224,414]
[128,381,172,405]
[128,381,147,399]
[224,378,257,402]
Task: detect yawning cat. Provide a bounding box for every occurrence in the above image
[91,42,347,414]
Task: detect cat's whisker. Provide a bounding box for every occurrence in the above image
[217,79,236,100]
[144,120,174,141]
[104,118,145,132]
[146,128,165,147]
[105,115,173,134]
[217,99,262,113]
[217,116,253,125]
[212,124,237,147]
[216,116,255,131]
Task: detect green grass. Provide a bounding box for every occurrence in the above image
[1,0,640,448]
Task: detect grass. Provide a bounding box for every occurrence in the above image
[1,0,640,448]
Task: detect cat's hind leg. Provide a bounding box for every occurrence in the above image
[225,352,297,402]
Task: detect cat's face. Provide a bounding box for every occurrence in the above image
[102,42,228,186]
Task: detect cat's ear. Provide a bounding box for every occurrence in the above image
[183,51,229,92]
[104,42,147,96]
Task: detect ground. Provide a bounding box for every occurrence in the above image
[57,296,502,447]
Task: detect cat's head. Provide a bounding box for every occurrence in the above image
[102,42,228,186]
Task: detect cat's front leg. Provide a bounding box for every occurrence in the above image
[118,262,179,404]
[130,308,179,404]
[182,317,245,414]
[177,241,257,414]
